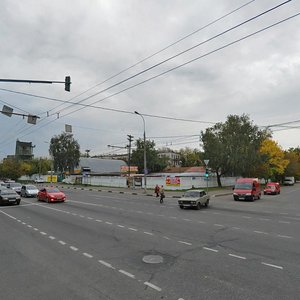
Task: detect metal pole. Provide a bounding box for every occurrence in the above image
[134,111,147,193]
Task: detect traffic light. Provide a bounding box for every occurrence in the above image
[205,168,209,178]
[65,76,71,92]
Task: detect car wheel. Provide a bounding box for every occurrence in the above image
[204,200,209,207]
[47,197,51,203]
[179,205,184,209]
[196,202,201,210]
[16,199,20,205]
[250,195,254,202]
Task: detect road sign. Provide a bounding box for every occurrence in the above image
[204,159,209,166]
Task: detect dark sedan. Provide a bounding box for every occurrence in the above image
[0,188,21,205]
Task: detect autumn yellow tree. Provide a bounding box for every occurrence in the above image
[259,139,289,181]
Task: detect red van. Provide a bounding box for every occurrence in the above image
[263,182,280,195]
[233,178,261,201]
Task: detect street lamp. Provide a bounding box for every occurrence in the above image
[134,111,147,192]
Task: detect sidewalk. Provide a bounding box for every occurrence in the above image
[55,183,233,199]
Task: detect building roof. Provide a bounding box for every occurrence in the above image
[79,157,127,174]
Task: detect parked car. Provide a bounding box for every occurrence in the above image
[284,177,295,186]
[37,187,66,203]
[0,187,21,205]
[233,178,261,201]
[264,182,280,195]
[6,182,22,194]
[178,189,210,209]
[34,177,45,183]
[21,184,39,198]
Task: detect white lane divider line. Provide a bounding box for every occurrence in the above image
[277,234,293,239]
[27,225,32,228]
[178,241,192,246]
[228,254,246,260]
[59,241,66,245]
[203,247,218,253]
[87,217,93,220]
[34,228,39,231]
[119,270,135,279]
[144,282,162,292]
[144,231,154,236]
[214,224,224,227]
[170,216,177,219]
[96,219,103,222]
[278,221,290,224]
[183,219,191,222]
[117,225,125,228]
[0,210,17,220]
[83,253,93,258]
[79,215,85,218]
[198,221,206,224]
[70,246,78,251]
[105,221,113,225]
[254,231,269,235]
[261,262,283,270]
[242,216,251,219]
[163,236,170,240]
[40,232,47,235]
[72,213,77,216]
[98,260,115,270]
[232,227,240,230]
[129,227,138,231]
[49,236,56,240]
[22,222,26,225]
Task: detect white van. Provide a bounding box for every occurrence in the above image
[284,177,295,186]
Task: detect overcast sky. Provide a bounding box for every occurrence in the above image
[1,0,300,160]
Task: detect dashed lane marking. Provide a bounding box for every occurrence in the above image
[59,240,66,245]
[178,241,192,246]
[83,253,93,258]
[119,270,135,279]
[229,254,246,260]
[98,260,115,270]
[144,282,162,292]
[262,262,283,270]
[70,246,78,251]
[203,247,218,253]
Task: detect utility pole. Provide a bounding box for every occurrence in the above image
[127,135,134,178]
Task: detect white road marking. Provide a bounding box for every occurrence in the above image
[119,270,135,279]
[198,221,206,224]
[178,241,192,246]
[105,222,113,225]
[59,241,66,245]
[83,253,93,258]
[0,210,17,220]
[203,247,218,253]
[183,218,191,222]
[170,216,177,219]
[34,228,39,231]
[232,227,240,230]
[262,262,283,270]
[277,234,293,239]
[27,225,32,228]
[96,219,103,222]
[254,231,269,235]
[87,217,93,220]
[22,222,26,225]
[98,260,115,269]
[163,236,170,240]
[242,216,251,219]
[229,254,246,260]
[70,246,78,251]
[40,232,47,235]
[72,213,77,216]
[49,236,55,240]
[144,282,162,292]
[214,224,224,227]
[144,231,153,236]
[129,227,138,231]
[117,225,125,228]
[278,221,290,224]
[79,215,84,218]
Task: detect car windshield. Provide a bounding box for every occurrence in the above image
[9,183,22,187]
[184,191,200,197]
[235,183,252,189]
[0,189,15,195]
[26,185,37,190]
[47,188,60,193]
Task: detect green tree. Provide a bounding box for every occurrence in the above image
[131,139,168,173]
[284,148,300,180]
[178,147,203,167]
[201,114,269,187]
[49,132,80,174]
[0,158,22,180]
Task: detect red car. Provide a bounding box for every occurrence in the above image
[264,182,280,195]
[37,187,66,203]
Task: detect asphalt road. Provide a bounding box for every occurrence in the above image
[0,184,299,300]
